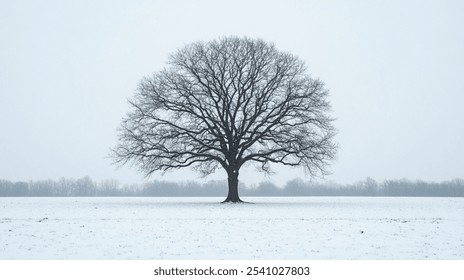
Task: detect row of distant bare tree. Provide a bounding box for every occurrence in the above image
[1,177,463,197]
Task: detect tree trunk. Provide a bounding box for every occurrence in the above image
[223,169,242,203]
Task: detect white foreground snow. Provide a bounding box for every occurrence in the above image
[1,197,463,259]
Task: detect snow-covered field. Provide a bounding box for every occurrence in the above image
[1,197,463,259]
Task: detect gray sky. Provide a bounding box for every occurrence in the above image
[1,0,463,186]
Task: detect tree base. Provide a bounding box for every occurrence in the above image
[221,197,244,203]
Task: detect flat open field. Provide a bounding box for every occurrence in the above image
[1,197,463,259]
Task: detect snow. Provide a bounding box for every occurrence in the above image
[1,197,463,259]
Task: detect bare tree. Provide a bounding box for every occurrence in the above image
[113,37,337,202]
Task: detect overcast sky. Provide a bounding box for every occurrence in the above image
[1,0,463,186]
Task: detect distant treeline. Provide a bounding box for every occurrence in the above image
[1,177,463,197]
